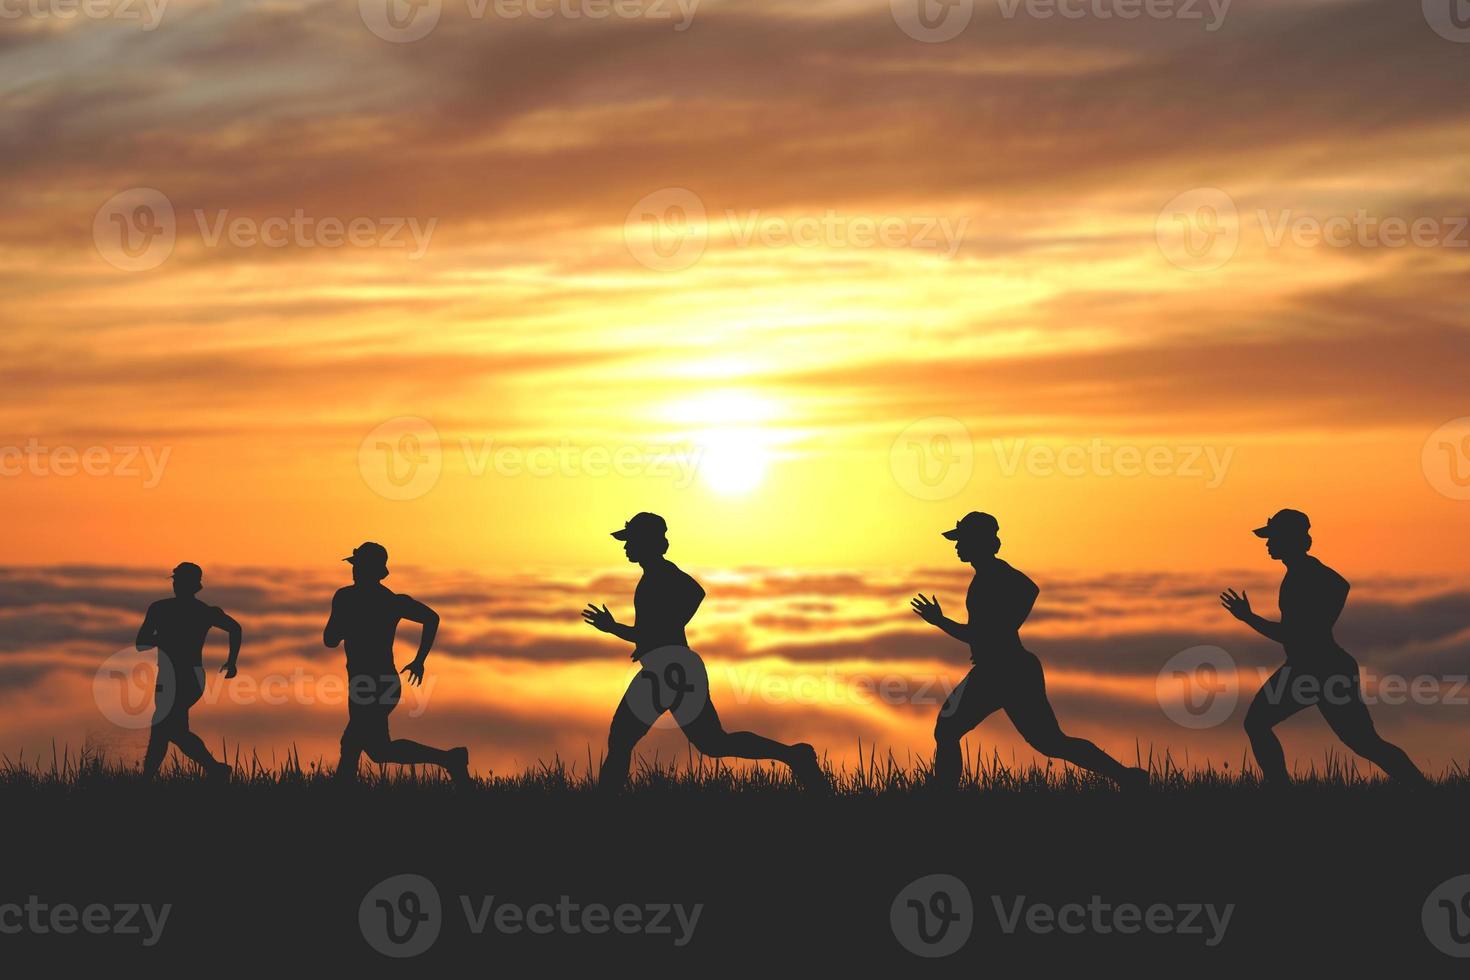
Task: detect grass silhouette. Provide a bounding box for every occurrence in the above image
[7,739,1466,795]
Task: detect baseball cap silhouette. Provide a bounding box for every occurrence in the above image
[942,511,999,540]
[343,542,390,575]
[611,512,668,540]
[171,562,203,582]
[1253,509,1310,538]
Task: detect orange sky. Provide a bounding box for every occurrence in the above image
[1,0,1468,775]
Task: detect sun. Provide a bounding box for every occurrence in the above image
[697,427,770,496]
[660,389,780,496]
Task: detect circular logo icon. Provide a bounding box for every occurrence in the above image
[1423,874,1470,957]
[94,188,175,272]
[1424,0,1470,43]
[360,0,441,42]
[623,645,711,730]
[624,188,707,271]
[94,647,173,730]
[1156,187,1239,272]
[889,416,973,500]
[360,873,442,958]
[890,0,974,43]
[891,873,973,957]
[1157,645,1239,730]
[1422,417,1470,500]
[359,417,443,501]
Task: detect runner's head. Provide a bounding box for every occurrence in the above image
[942,511,1000,563]
[170,562,203,597]
[343,541,390,583]
[1253,509,1311,561]
[611,512,669,563]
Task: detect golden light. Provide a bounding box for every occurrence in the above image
[660,389,782,497]
[697,427,770,496]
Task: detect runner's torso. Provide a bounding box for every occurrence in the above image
[149,597,219,671]
[335,584,409,677]
[632,560,703,659]
[965,559,1034,664]
[1278,555,1351,664]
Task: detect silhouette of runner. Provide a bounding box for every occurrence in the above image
[584,512,827,792]
[1220,509,1425,786]
[325,542,470,787]
[134,562,239,780]
[913,512,1147,790]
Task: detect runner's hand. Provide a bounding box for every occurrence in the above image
[582,603,616,633]
[219,662,237,679]
[401,659,425,686]
[1219,588,1251,621]
[910,593,944,625]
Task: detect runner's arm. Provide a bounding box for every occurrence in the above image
[211,607,242,672]
[911,594,970,643]
[1219,589,1285,642]
[135,603,160,651]
[323,590,347,648]
[582,602,638,644]
[397,595,439,668]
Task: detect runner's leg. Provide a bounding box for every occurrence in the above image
[1318,670,1426,784]
[359,675,461,769]
[599,676,655,793]
[1004,654,1137,783]
[169,673,223,771]
[1244,665,1310,785]
[933,667,1002,789]
[680,699,800,764]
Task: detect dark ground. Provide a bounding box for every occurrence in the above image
[4,765,1469,974]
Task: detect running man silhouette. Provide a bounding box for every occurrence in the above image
[134,562,239,780]
[325,542,470,786]
[583,512,827,792]
[913,512,1147,790]
[1220,509,1425,786]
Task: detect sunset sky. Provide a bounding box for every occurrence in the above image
[2,0,1468,777]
